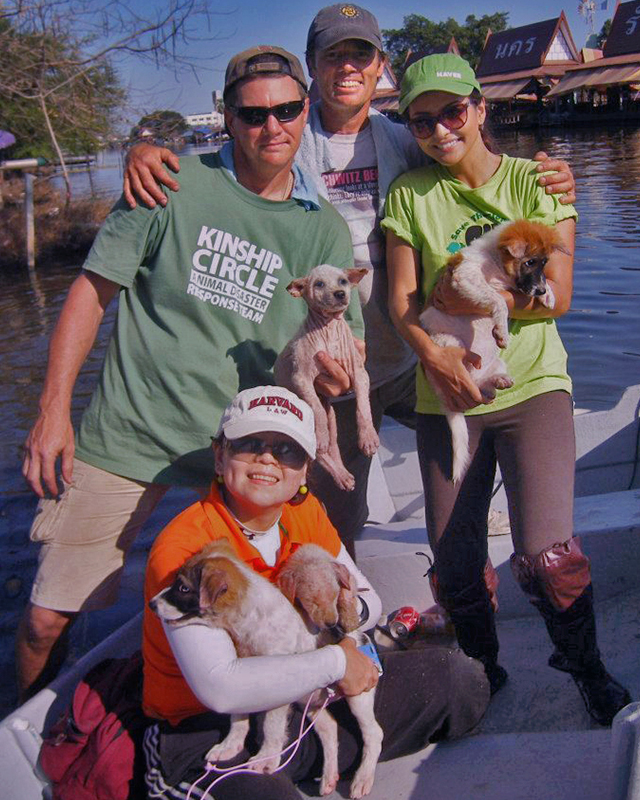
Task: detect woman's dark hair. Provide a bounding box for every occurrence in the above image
[469,89,500,154]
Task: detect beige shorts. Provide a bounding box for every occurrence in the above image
[29,458,172,613]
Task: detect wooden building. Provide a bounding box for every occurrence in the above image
[545,0,640,117]
[476,13,580,113]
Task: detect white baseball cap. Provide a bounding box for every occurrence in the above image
[216,386,317,459]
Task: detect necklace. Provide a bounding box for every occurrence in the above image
[228,509,281,540]
[279,171,293,201]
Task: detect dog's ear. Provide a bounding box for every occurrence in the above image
[499,238,527,260]
[286,277,308,297]
[199,565,230,610]
[333,561,357,593]
[345,267,368,286]
[277,571,298,604]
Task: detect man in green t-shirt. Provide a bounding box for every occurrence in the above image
[16,46,361,700]
[122,5,576,559]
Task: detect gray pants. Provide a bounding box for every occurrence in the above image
[311,366,416,543]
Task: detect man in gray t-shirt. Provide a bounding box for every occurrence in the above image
[124,4,576,557]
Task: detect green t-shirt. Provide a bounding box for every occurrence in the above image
[76,153,358,485]
[381,155,577,416]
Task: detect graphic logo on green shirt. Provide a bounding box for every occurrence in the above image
[446,211,506,254]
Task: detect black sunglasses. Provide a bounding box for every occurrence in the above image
[225,435,307,469]
[228,101,305,127]
[407,100,471,140]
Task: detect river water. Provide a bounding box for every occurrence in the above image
[0,127,639,715]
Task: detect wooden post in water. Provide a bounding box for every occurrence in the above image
[0,158,47,268]
[24,172,35,269]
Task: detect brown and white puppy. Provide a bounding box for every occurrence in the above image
[420,219,566,483]
[277,544,382,799]
[274,264,379,492]
[151,541,381,798]
[150,540,317,775]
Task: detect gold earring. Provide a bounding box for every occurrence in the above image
[216,474,224,485]
[289,484,309,506]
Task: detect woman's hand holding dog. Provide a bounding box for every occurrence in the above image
[421,346,488,413]
[337,638,379,696]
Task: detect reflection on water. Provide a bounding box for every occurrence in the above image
[2,130,640,487]
[494,125,640,411]
[0,128,639,712]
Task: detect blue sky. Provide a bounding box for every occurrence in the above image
[118,0,613,120]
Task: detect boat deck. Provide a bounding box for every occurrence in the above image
[1,386,639,799]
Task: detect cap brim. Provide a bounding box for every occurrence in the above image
[223,418,316,459]
[311,30,381,52]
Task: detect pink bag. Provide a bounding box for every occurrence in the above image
[39,652,147,800]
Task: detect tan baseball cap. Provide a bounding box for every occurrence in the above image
[224,46,308,99]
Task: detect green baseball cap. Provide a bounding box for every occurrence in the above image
[399,53,481,115]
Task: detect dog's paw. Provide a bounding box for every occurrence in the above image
[492,326,509,349]
[247,752,282,774]
[349,766,376,798]
[541,286,556,309]
[493,375,514,390]
[358,428,379,457]
[205,739,244,764]
[336,469,356,492]
[320,769,340,796]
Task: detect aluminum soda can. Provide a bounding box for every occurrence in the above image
[388,606,421,639]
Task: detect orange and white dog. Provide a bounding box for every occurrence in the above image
[420,219,566,483]
[151,541,382,799]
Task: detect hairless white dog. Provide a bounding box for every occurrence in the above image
[274,264,379,490]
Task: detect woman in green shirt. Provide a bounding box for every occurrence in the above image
[382,53,631,726]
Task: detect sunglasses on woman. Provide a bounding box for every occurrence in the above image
[407,100,472,140]
[228,100,305,127]
[225,435,308,469]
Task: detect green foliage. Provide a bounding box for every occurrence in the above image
[0,13,126,159]
[596,18,612,49]
[130,110,188,142]
[383,12,510,75]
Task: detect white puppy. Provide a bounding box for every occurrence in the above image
[420,219,564,483]
[274,264,379,491]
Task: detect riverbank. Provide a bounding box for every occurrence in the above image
[0,178,111,269]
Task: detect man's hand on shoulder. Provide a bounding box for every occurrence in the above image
[533,151,576,205]
[124,144,181,209]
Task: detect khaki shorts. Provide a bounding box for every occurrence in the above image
[29,459,172,612]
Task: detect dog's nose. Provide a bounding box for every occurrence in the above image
[334,290,346,301]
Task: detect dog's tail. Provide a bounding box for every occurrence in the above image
[446,412,470,484]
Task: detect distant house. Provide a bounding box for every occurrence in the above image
[476,13,580,101]
[367,37,460,114]
[404,37,461,70]
[546,1,640,104]
[185,111,224,129]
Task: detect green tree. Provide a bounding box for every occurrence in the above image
[131,110,188,142]
[596,18,612,49]
[383,12,510,75]
[0,0,225,203]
